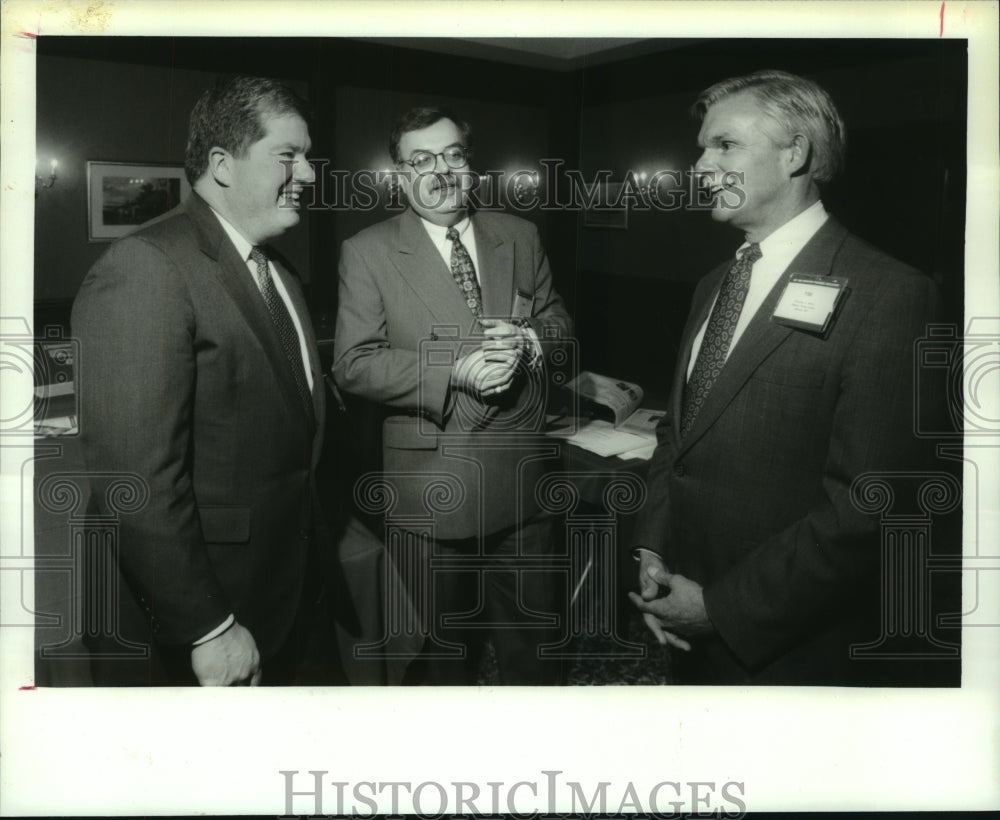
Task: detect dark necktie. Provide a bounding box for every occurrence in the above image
[446,226,483,319]
[680,242,762,437]
[250,246,314,421]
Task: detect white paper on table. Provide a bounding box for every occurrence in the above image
[545,419,651,458]
[34,415,78,437]
[616,442,657,461]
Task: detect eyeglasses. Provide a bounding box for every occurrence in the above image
[400,145,470,174]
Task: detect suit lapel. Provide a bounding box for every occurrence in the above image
[186,194,314,429]
[394,208,480,331]
[472,213,514,318]
[678,218,849,452]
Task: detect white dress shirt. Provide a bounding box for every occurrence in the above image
[420,215,481,283]
[211,208,314,391]
[687,200,829,380]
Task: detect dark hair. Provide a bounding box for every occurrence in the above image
[184,75,311,185]
[389,106,472,165]
[693,70,846,183]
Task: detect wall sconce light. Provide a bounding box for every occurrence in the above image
[636,171,651,197]
[382,167,403,202]
[512,170,539,204]
[631,169,684,202]
[36,158,59,194]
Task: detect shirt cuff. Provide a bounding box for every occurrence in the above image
[518,323,543,368]
[193,614,235,646]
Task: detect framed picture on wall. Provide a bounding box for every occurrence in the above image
[581,181,628,229]
[86,161,191,242]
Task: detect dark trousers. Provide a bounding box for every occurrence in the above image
[403,514,566,686]
[258,588,346,687]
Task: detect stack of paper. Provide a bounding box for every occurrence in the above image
[546,418,655,459]
[34,380,78,437]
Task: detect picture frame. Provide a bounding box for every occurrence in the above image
[581,181,628,229]
[86,161,190,242]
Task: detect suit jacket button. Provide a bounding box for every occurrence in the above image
[673,462,685,477]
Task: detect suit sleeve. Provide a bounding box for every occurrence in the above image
[521,222,573,344]
[629,409,678,556]
[630,273,715,557]
[332,236,453,426]
[703,269,943,670]
[73,238,231,646]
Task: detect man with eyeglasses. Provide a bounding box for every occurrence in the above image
[333,106,573,685]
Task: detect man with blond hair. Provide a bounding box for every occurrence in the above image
[630,70,942,685]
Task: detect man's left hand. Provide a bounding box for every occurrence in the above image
[628,567,713,644]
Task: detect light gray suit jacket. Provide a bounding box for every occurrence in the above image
[333,208,573,540]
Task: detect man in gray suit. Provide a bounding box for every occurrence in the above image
[74,76,333,686]
[333,106,572,684]
[630,70,943,685]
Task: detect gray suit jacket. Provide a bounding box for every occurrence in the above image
[632,218,942,684]
[73,193,325,669]
[333,208,572,539]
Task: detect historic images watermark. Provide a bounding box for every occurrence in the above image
[0,317,77,438]
[285,161,746,214]
[17,321,997,671]
[279,769,747,818]
[0,317,153,658]
[348,331,648,667]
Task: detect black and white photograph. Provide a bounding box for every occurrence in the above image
[2,0,998,816]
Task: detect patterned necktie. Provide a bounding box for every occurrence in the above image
[249,246,314,421]
[680,242,762,437]
[446,226,483,319]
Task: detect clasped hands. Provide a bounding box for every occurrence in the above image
[451,319,532,399]
[628,552,713,651]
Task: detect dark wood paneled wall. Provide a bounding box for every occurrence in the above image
[35,37,966,398]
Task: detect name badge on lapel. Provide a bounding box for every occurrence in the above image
[512,289,534,319]
[772,274,848,336]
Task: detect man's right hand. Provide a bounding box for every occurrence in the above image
[191,622,261,686]
[637,550,667,602]
[632,550,692,652]
[451,345,521,398]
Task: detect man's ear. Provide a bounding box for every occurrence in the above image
[207,146,233,187]
[786,133,812,178]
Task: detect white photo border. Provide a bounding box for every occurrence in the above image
[2,0,998,815]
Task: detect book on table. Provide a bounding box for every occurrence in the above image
[545,371,665,460]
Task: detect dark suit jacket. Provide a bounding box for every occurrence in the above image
[632,218,942,685]
[333,208,572,540]
[72,193,326,682]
